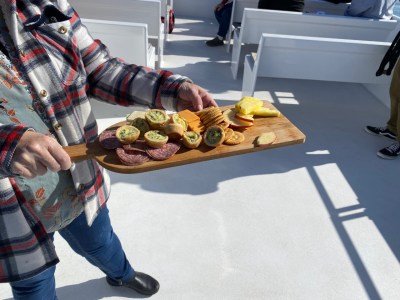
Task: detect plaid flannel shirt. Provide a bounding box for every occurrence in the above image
[0,0,190,283]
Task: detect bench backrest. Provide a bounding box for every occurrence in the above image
[69,0,162,39]
[240,8,398,45]
[254,33,390,84]
[230,0,350,23]
[232,0,258,23]
[81,19,153,67]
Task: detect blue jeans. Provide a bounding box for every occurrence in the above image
[10,206,134,300]
[214,2,233,38]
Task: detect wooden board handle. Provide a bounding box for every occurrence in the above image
[63,143,93,162]
[63,140,106,162]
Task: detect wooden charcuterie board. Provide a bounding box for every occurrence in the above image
[63,103,306,174]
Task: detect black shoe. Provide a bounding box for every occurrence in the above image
[365,125,396,140]
[106,272,160,296]
[206,37,224,47]
[377,141,400,159]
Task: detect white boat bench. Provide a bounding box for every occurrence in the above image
[231,8,399,79]
[225,0,351,53]
[242,33,391,97]
[69,0,165,68]
[81,18,155,68]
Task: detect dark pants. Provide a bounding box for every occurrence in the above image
[214,2,233,38]
[388,60,400,140]
[258,0,304,12]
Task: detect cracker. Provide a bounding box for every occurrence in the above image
[204,114,225,128]
[197,107,215,118]
[218,121,230,130]
[201,108,222,124]
[200,107,221,123]
[224,131,245,145]
[224,128,234,141]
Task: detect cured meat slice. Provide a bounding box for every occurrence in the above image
[99,129,121,150]
[146,142,181,161]
[122,139,149,152]
[116,148,151,166]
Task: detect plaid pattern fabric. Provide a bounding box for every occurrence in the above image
[0,0,190,283]
[0,178,59,283]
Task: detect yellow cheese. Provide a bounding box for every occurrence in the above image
[177,109,200,123]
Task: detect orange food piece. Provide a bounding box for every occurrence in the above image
[177,109,200,123]
[188,119,205,133]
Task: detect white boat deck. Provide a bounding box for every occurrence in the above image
[2,16,400,300]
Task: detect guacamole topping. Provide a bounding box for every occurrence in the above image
[117,125,139,140]
[146,110,167,122]
[205,128,222,143]
[186,131,200,143]
[172,114,188,130]
[146,130,167,140]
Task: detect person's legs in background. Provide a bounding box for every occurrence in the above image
[207,2,233,47]
[387,60,400,137]
[377,60,400,159]
[365,60,400,159]
[216,2,233,39]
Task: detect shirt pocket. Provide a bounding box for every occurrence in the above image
[34,20,86,86]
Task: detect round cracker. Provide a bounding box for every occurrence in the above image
[201,109,221,124]
[203,111,223,125]
[224,128,234,141]
[218,121,230,130]
[202,106,220,116]
[198,107,217,119]
[206,114,226,127]
[224,131,245,145]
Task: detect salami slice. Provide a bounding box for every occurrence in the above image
[122,139,149,152]
[116,148,151,166]
[146,142,181,161]
[99,130,121,150]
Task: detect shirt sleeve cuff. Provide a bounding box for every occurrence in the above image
[0,124,33,177]
[159,75,192,112]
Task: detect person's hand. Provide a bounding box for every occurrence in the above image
[11,131,72,179]
[177,82,218,112]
